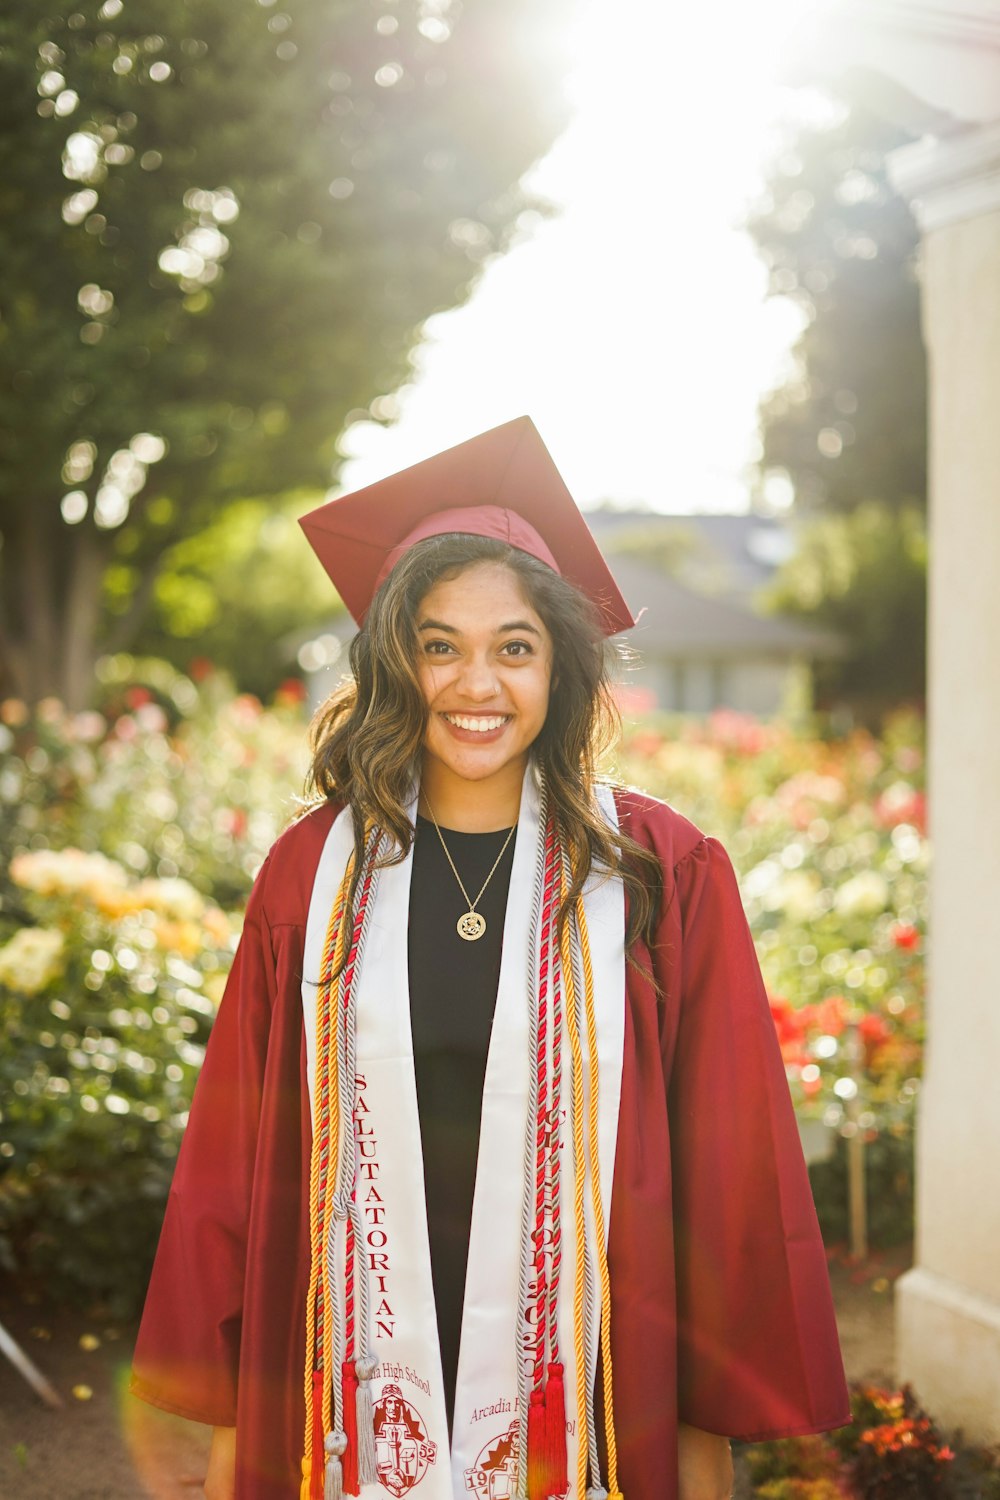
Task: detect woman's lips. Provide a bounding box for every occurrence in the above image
[439,711,512,744]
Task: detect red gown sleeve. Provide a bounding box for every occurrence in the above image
[129,851,277,1426]
[665,833,851,1442]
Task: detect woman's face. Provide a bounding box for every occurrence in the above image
[414,561,554,797]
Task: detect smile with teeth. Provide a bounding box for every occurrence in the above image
[441,713,512,733]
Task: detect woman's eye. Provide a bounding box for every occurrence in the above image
[424,640,455,656]
[501,640,533,658]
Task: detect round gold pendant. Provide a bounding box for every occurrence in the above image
[457,910,486,941]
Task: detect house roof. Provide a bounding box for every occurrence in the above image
[585,508,798,604]
[611,553,845,658]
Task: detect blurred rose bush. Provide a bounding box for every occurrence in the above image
[0,667,924,1310]
[616,705,926,1247]
[0,659,309,1312]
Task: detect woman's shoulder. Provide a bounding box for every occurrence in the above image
[606,782,707,871]
[253,798,345,925]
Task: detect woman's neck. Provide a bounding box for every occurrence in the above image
[418,756,525,832]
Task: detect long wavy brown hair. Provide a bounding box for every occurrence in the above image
[299,533,663,965]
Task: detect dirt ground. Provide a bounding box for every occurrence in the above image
[0,1242,910,1500]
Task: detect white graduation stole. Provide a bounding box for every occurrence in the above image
[302,762,625,1499]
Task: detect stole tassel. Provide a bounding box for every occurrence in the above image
[340,1363,359,1496]
[543,1361,568,1496]
[354,1356,379,1488]
[324,1432,347,1500]
[527,1386,550,1500]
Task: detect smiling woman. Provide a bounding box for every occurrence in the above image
[129,417,851,1500]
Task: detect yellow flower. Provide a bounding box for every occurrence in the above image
[136,877,205,921]
[202,907,233,947]
[0,927,66,994]
[152,918,202,958]
[11,848,129,901]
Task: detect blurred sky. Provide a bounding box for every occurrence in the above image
[335,0,834,514]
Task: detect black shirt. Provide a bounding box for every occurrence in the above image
[407,813,516,1429]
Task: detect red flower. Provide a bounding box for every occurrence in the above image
[891,922,920,951]
[275,676,308,704]
[874,786,927,833]
[124,686,153,708]
[858,1013,892,1050]
[188,656,216,682]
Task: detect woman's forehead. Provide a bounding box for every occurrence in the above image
[417,560,540,619]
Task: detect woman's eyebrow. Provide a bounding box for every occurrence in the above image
[417,618,541,636]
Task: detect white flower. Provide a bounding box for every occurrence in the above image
[834,870,889,918]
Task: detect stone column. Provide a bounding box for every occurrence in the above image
[887,122,1000,1444]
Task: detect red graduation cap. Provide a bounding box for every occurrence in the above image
[297,415,635,636]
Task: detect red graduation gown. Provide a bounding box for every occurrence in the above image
[130,789,852,1497]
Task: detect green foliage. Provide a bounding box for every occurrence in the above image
[759,500,927,716]
[747,101,925,516]
[126,492,343,699]
[809,1121,914,1252]
[754,1483,844,1500]
[0,0,573,706]
[745,1433,843,1485]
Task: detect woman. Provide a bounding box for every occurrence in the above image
[131,417,851,1500]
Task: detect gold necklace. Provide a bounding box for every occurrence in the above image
[421,796,517,941]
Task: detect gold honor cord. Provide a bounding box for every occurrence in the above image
[302,856,353,1500]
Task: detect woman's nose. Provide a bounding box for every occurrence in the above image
[456,654,501,699]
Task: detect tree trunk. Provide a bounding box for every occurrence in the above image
[57,526,110,712]
[0,509,63,705]
[0,512,131,711]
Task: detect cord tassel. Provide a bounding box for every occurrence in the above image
[543,1361,568,1496]
[324,1432,347,1500]
[308,1370,327,1500]
[527,1385,550,1500]
[355,1356,379,1487]
[340,1362,359,1496]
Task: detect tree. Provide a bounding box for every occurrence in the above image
[0,0,574,709]
[747,101,925,516]
[119,490,340,700]
[746,101,928,715]
[761,500,927,721]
